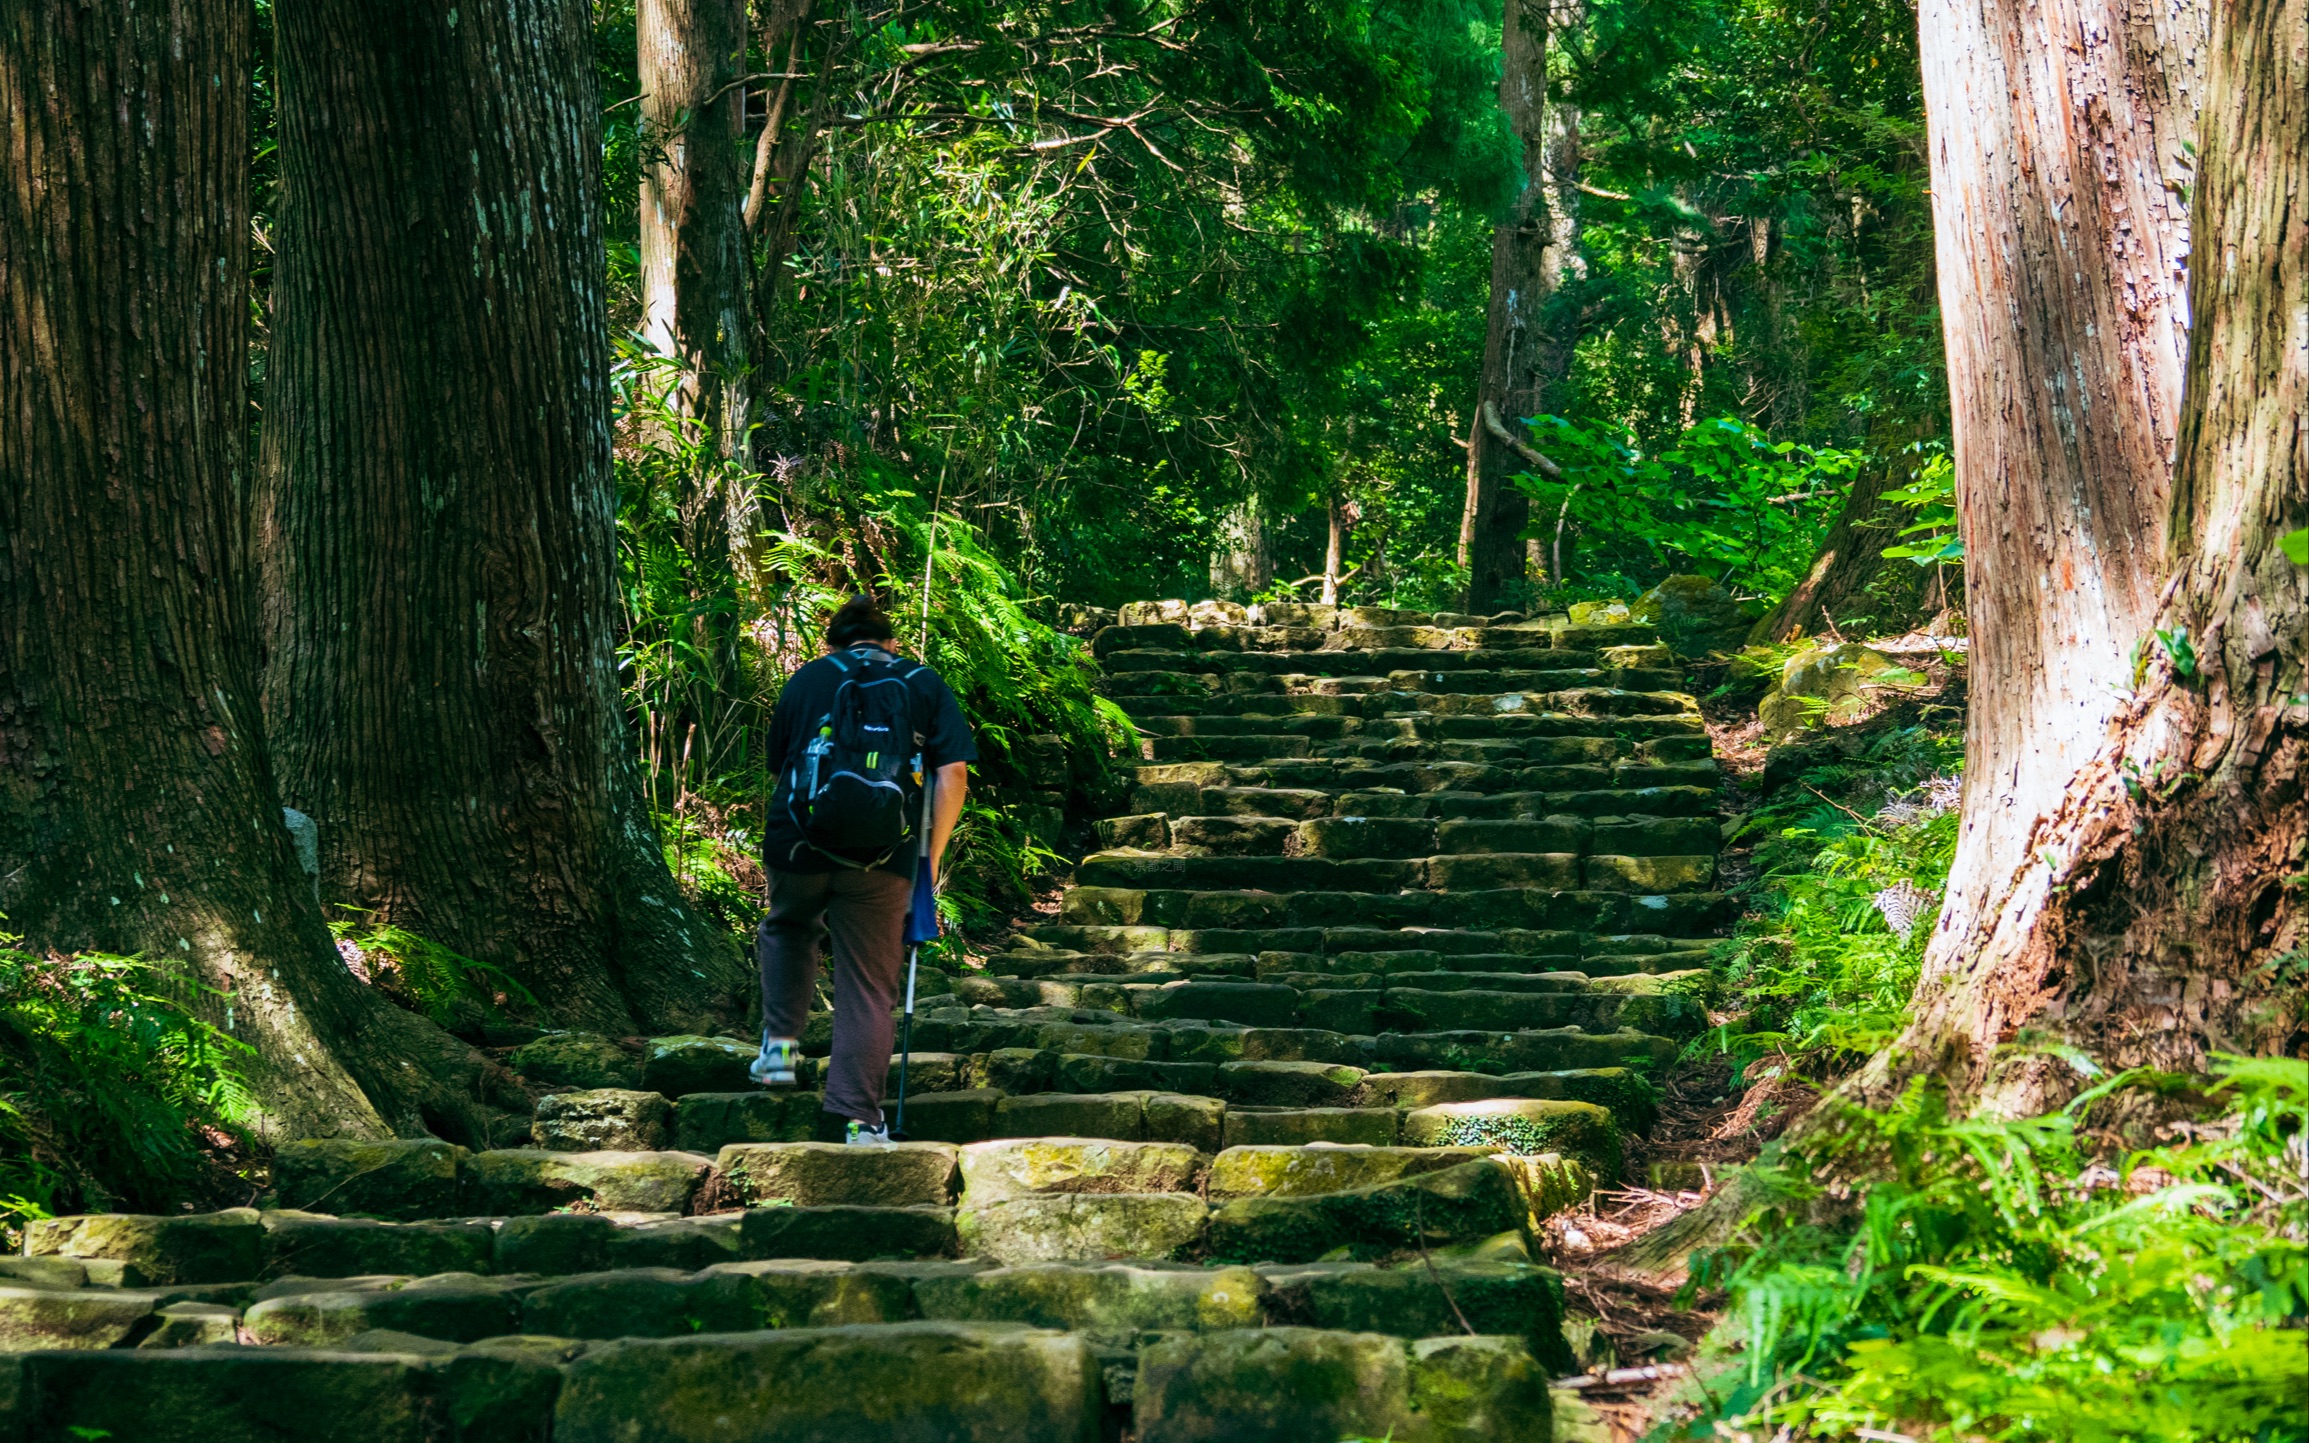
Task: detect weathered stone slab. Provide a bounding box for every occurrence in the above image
[673,1090,826,1152]
[552,1321,1100,1443]
[914,1262,1260,1335]
[519,1267,757,1339]
[1256,1261,1570,1366]
[1216,1059,1367,1108]
[1204,1159,1524,1264]
[242,1277,520,1347]
[956,1194,1208,1265]
[702,1259,921,1329]
[1221,1108,1398,1149]
[25,1209,265,1286]
[1133,1326,1548,1443]
[507,1031,643,1090]
[640,1036,759,1097]
[716,1142,959,1209]
[736,1205,958,1262]
[534,1089,672,1151]
[1400,1099,1621,1179]
[956,1139,1201,1204]
[259,1213,493,1279]
[464,1149,713,1215]
[1204,1146,1488,1201]
[270,1138,467,1220]
[0,1284,155,1351]
[5,1345,560,1443]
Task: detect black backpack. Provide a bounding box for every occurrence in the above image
[785,646,927,867]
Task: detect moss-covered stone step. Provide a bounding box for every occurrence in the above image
[1112,684,1698,721]
[1097,636,1653,670]
[937,972,1703,1039]
[0,1323,1087,1441]
[0,1319,1556,1443]
[668,1068,1649,1153]
[1129,710,1713,750]
[1098,811,1721,862]
[18,1206,964,1289]
[83,1254,1562,1359]
[992,941,1717,983]
[872,1007,1680,1077]
[1013,922,1716,961]
[968,959,1698,995]
[1136,769,1718,818]
[1049,883,1732,935]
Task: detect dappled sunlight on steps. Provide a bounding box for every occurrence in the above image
[0,600,1722,1443]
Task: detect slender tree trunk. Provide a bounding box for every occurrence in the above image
[640,0,753,551]
[1322,497,1348,606]
[1889,0,2208,1106]
[262,0,750,1037]
[1901,0,2305,1108]
[1460,0,1581,612]
[0,0,508,1143]
[641,0,752,459]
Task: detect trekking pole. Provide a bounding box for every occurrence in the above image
[893,762,940,1139]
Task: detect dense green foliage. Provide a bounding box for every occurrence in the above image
[1716,720,1964,1070]
[1697,1059,2307,1443]
[1685,705,2305,1442]
[0,933,252,1238]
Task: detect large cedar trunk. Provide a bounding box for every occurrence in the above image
[261,0,750,1036]
[1900,0,2307,1104]
[1460,0,1580,612]
[1887,0,2206,1104]
[0,0,507,1141]
[639,0,753,467]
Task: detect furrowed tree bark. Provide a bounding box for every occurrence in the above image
[1460,0,1581,611]
[1900,0,2307,1106]
[263,0,750,1036]
[0,0,509,1143]
[1888,0,2207,1105]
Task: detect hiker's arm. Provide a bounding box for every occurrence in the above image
[928,761,968,885]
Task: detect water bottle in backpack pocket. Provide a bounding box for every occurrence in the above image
[788,647,926,866]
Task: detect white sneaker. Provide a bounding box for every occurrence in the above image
[844,1119,892,1148]
[750,1035,798,1087]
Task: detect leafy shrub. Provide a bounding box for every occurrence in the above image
[1512,414,1869,605]
[1714,726,1964,1075]
[1694,1057,2309,1443]
[0,930,253,1239]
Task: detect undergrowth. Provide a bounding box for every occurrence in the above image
[1682,707,2306,1441]
[329,910,537,1032]
[1694,1058,2308,1443]
[1714,722,1964,1077]
[0,929,254,1242]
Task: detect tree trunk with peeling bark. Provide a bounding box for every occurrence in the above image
[0,0,510,1144]
[1900,0,2305,1107]
[261,0,749,1038]
[1461,0,1581,612]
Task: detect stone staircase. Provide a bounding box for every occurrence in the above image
[0,600,1723,1443]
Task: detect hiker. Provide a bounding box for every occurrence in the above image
[752,593,974,1146]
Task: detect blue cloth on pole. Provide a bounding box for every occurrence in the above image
[904,857,940,945]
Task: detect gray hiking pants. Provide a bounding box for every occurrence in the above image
[757,865,914,1125]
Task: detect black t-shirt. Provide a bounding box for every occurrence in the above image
[760,645,978,874]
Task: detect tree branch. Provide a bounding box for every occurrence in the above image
[1482,402,1565,480]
